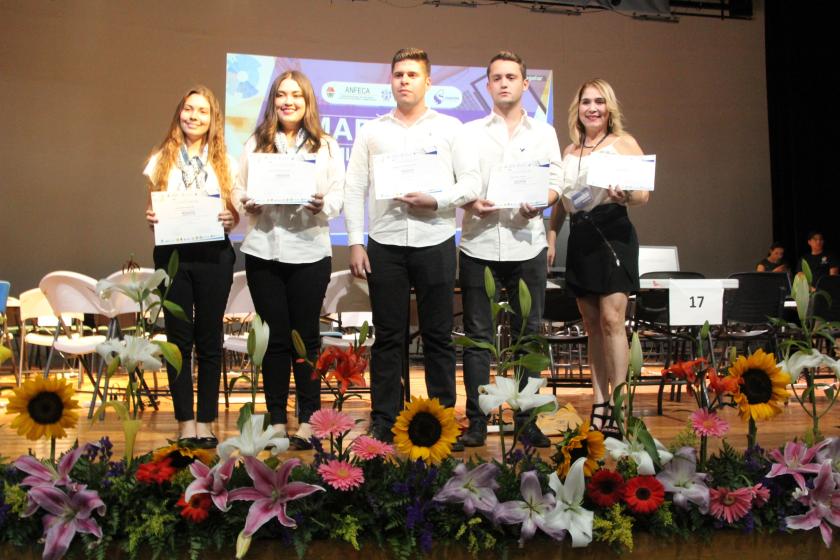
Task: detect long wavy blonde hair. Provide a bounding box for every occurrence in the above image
[146,85,238,222]
[567,78,626,147]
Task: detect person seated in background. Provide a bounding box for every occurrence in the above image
[756,242,788,272]
[801,231,839,286]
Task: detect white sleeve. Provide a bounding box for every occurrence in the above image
[344,124,370,246]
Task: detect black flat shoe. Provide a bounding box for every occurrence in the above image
[178,437,200,447]
[195,435,218,449]
[288,435,313,451]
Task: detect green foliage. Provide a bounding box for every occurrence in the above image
[668,422,699,453]
[330,514,363,550]
[453,517,497,556]
[705,440,745,488]
[594,503,635,553]
[124,499,178,559]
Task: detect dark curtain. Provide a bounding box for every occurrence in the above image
[765,3,839,271]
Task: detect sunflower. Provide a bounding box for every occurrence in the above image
[554,420,605,478]
[6,377,79,440]
[392,396,460,464]
[152,443,215,468]
[728,349,790,422]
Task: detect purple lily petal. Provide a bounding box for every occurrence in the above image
[186,458,235,512]
[30,485,105,560]
[243,498,283,534]
[768,441,824,490]
[42,518,76,560]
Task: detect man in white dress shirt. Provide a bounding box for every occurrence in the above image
[458,51,562,447]
[344,48,480,443]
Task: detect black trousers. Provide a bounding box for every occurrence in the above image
[153,240,234,423]
[459,249,547,424]
[245,254,331,425]
[367,237,456,428]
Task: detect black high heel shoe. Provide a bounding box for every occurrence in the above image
[590,402,622,439]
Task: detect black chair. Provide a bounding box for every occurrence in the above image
[542,288,590,393]
[813,275,840,358]
[716,272,788,359]
[633,271,706,415]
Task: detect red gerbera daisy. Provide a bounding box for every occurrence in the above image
[587,469,625,508]
[177,492,212,523]
[135,457,177,485]
[623,475,665,514]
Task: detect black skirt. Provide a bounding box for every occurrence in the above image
[565,203,640,297]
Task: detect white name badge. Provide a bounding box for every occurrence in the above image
[151,192,224,246]
[485,161,549,208]
[246,153,317,205]
[668,279,725,326]
[587,152,656,191]
[373,151,447,200]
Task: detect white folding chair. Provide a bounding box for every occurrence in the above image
[18,287,80,385]
[320,270,374,350]
[221,271,255,408]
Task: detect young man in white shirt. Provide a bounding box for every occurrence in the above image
[344,48,480,443]
[458,51,562,447]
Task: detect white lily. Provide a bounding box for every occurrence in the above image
[96,335,163,372]
[478,375,557,415]
[248,314,270,368]
[217,414,289,460]
[96,269,168,307]
[778,349,840,381]
[546,457,593,547]
[493,470,566,546]
[656,447,710,513]
[604,436,673,475]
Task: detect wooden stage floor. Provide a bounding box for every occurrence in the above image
[2,364,838,461]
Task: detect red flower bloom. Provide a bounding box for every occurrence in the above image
[587,469,625,508]
[313,345,367,394]
[662,358,706,383]
[707,368,740,395]
[135,457,177,485]
[177,492,212,523]
[623,475,665,514]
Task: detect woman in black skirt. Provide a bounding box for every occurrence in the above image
[547,78,649,435]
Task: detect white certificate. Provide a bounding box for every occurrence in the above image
[373,151,447,200]
[151,192,224,246]
[485,161,549,208]
[247,153,316,205]
[587,153,656,191]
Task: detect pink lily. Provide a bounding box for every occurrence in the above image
[27,484,106,560]
[15,447,86,490]
[785,461,840,547]
[229,457,324,557]
[767,440,824,489]
[433,462,499,516]
[185,457,236,513]
[493,470,566,546]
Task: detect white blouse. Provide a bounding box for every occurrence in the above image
[234,135,344,264]
[143,150,238,198]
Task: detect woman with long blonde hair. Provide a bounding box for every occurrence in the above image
[144,85,239,446]
[235,70,344,449]
[547,78,649,436]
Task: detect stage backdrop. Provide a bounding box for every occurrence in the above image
[0,1,771,291]
[223,53,554,243]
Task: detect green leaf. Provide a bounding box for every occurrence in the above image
[154,340,182,373]
[91,400,130,423]
[358,321,369,348]
[227,374,251,394]
[518,279,532,324]
[801,258,813,286]
[237,402,255,432]
[483,266,496,301]
[291,328,307,360]
[511,353,550,373]
[163,299,189,322]
[699,320,710,339]
[629,331,643,380]
[0,345,12,366]
[106,356,121,378]
[629,417,661,469]
[453,336,498,356]
[531,400,558,416]
[497,302,515,315]
[793,272,811,326]
[167,249,180,280]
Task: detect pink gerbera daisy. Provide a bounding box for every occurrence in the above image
[750,483,770,507]
[690,409,729,438]
[317,459,364,491]
[309,408,355,439]
[352,435,395,460]
[709,487,753,523]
